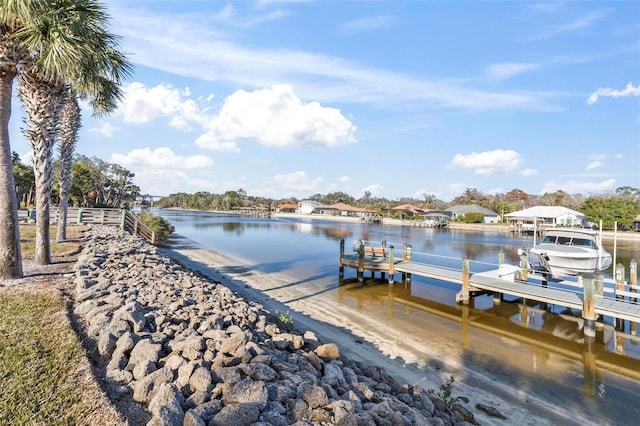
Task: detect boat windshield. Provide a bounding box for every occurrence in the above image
[541,235,556,244]
[572,238,594,248]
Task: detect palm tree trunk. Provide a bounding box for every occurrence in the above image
[0,72,23,278]
[33,141,53,265]
[56,93,80,242]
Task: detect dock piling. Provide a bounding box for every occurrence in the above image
[461,256,469,305]
[582,274,596,338]
[388,246,395,285]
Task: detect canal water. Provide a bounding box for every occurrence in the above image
[157,209,640,424]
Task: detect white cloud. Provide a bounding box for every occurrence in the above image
[486,63,540,80]
[340,15,398,33]
[587,82,640,104]
[118,82,209,129]
[273,171,324,191]
[338,176,351,183]
[111,147,213,170]
[449,149,523,175]
[520,168,538,176]
[196,85,357,150]
[89,122,115,137]
[359,184,384,197]
[540,178,616,195]
[586,161,603,171]
[110,6,558,112]
[526,10,611,41]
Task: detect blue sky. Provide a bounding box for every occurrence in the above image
[10,0,640,201]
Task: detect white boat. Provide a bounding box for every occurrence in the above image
[527,228,612,279]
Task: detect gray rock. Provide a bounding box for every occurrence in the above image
[211,402,261,426]
[132,366,174,403]
[189,366,213,393]
[148,383,185,425]
[239,363,277,382]
[126,338,162,372]
[300,384,329,409]
[223,378,269,410]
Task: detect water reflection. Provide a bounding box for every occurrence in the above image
[337,275,640,403]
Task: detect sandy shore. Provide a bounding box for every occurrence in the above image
[160,234,594,426]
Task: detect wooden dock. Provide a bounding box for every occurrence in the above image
[339,239,640,335]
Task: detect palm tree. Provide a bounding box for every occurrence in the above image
[1,0,131,271]
[56,89,81,242]
[17,65,66,265]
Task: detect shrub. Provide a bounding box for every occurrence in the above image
[461,212,484,223]
[135,211,175,245]
[274,310,294,332]
[430,375,457,410]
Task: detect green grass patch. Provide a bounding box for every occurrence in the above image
[0,290,120,425]
[19,224,84,258]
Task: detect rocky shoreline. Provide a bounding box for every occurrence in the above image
[72,226,498,425]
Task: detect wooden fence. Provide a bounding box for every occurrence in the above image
[20,207,156,244]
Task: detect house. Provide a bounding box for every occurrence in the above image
[446,205,499,224]
[389,204,429,218]
[299,199,321,214]
[276,203,298,213]
[505,206,585,228]
[316,202,376,218]
[632,214,640,232]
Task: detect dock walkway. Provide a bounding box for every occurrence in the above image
[339,239,640,334]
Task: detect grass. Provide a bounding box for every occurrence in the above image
[19,224,85,258]
[0,289,123,425]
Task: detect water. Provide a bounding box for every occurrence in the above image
[157,209,640,424]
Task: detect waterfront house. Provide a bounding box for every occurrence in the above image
[632,214,640,232]
[506,206,585,230]
[446,205,499,223]
[276,203,298,213]
[389,204,429,218]
[299,199,322,214]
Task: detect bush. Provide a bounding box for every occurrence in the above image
[461,212,484,223]
[135,211,175,245]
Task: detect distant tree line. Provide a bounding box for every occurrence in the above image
[13,153,140,209]
[155,185,640,230]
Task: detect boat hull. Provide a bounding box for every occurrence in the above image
[529,243,612,279]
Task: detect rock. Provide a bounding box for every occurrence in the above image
[148,383,185,425]
[223,378,269,410]
[132,367,174,403]
[475,403,507,420]
[315,343,340,360]
[300,384,329,409]
[239,363,277,382]
[126,338,162,372]
[211,402,261,426]
[189,367,213,393]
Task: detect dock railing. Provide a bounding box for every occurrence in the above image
[20,207,156,245]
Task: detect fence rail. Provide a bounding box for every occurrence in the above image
[19,207,156,244]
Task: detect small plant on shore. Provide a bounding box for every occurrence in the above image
[274,310,294,332]
[135,211,175,245]
[430,375,457,410]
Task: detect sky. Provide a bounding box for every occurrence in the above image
[9,0,640,202]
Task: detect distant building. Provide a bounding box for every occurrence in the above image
[446,205,499,223]
[632,214,640,232]
[276,203,298,213]
[505,206,585,228]
[299,199,321,214]
[389,204,429,218]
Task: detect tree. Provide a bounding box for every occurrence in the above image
[12,152,34,208]
[11,1,131,265]
[18,64,66,264]
[56,91,81,242]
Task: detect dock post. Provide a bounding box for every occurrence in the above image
[339,239,345,279]
[582,274,596,338]
[405,244,412,283]
[388,246,395,285]
[595,272,604,298]
[494,249,504,304]
[630,259,637,302]
[615,263,626,300]
[519,250,529,282]
[461,256,469,305]
[357,241,365,283]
